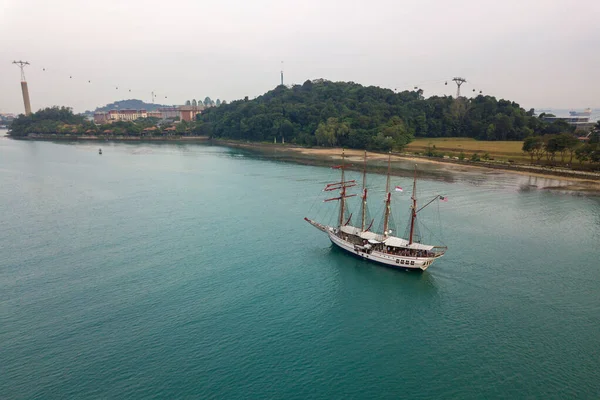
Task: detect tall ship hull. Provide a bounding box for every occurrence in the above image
[305,220,444,271]
[305,151,447,272]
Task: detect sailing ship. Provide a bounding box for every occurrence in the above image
[304,151,447,271]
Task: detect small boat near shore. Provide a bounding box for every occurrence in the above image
[305,151,447,271]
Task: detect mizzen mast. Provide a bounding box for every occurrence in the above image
[382,152,392,236]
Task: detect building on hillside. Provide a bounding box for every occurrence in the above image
[178,105,203,122]
[94,112,108,124]
[94,109,150,124]
[108,109,148,121]
[158,107,180,119]
[94,106,203,124]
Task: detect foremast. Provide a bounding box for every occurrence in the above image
[324,150,357,227]
[382,152,392,236]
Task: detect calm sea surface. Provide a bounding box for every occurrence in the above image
[1,134,599,399]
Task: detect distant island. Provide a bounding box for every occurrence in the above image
[6,80,599,170]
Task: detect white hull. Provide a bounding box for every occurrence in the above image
[326,229,440,271]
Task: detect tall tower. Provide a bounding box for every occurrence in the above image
[452,77,467,98]
[280,61,284,86]
[13,61,32,115]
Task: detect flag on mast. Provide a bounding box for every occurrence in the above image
[394,186,403,192]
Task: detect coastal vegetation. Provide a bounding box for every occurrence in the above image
[7,107,204,137]
[7,83,598,169]
[529,130,600,165]
[8,106,88,136]
[406,131,600,168]
[200,80,572,151]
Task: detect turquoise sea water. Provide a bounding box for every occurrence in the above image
[1,136,600,399]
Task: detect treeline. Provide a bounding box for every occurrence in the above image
[199,80,572,150]
[91,119,204,136]
[9,107,88,136]
[523,130,600,165]
[185,97,225,108]
[8,107,204,137]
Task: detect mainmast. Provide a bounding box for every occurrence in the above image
[409,165,418,244]
[360,151,367,231]
[383,152,392,236]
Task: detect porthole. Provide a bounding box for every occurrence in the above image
[411,261,415,265]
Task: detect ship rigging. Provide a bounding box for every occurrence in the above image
[305,151,447,271]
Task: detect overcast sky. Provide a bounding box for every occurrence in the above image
[1,0,598,114]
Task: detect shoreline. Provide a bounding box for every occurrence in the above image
[6,134,600,193]
[8,134,210,143]
[213,140,600,194]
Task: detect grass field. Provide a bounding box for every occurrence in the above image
[406,137,527,162]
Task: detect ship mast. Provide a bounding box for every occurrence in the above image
[360,151,367,231]
[383,152,392,236]
[323,150,357,226]
[339,150,346,227]
[409,165,418,244]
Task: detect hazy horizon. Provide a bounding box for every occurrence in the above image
[1,0,599,114]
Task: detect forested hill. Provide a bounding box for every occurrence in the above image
[94,99,169,112]
[200,80,569,150]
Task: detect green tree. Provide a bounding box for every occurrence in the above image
[176,120,189,134]
[369,133,395,152]
[575,145,591,164]
[315,118,348,147]
[558,133,580,164]
[381,116,413,150]
[544,134,561,163]
[522,136,543,163]
[485,123,496,140]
